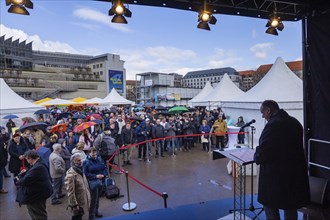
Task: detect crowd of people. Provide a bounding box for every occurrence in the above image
[0,105,248,219]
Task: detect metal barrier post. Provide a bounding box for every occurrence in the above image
[122,171,137,211]
[162,192,168,208]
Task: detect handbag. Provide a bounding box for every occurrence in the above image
[201,135,209,143]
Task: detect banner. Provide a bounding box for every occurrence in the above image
[109,70,124,93]
[155,93,166,102]
[166,93,175,101]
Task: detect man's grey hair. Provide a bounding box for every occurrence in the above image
[70,153,82,163]
[52,143,62,152]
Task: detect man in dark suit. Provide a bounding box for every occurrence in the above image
[254,100,310,220]
[16,150,53,219]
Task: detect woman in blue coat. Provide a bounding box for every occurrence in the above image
[83,147,107,219]
[199,119,211,151]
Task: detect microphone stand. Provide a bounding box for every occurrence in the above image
[245,126,264,219]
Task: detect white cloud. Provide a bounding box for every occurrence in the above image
[114,46,201,79]
[295,56,302,61]
[206,48,243,68]
[146,46,197,61]
[72,7,131,32]
[0,24,78,53]
[250,43,273,59]
[71,22,100,31]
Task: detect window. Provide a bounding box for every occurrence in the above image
[100,71,103,75]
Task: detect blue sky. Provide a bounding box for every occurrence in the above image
[0,1,302,80]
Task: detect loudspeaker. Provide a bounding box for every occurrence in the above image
[309,175,328,206]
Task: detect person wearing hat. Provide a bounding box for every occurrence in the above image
[8,133,30,178]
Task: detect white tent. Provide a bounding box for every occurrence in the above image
[189,73,244,109]
[0,78,43,126]
[207,73,244,104]
[40,98,76,106]
[82,97,110,104]
[188,81,213,107]
[103,88,134,105]
[221,57,303,146]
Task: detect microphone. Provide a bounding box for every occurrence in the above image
[241,119,256,129]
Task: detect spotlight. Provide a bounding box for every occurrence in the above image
[6,0,33,15]
[265,15,284,36]
[108,1,132,24]
[197,11,217,31]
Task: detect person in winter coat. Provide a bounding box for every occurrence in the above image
[254,100,310,220]
[0,137,8,193]
[212,115,227,150]
[164,117,177,156]
[65,130,77,153]
[6,119,16,135]
[135,121,148,161]
[235,116,245,144]
[121,122,136,165]
[182,118,195,151]
[15,150,53,220]
[49,144,66,205]
[83,147,107,219]
[152,119,165,157]
[58,138,72,170]
[93,126,116,174]
[199,119,211,151]
[79,129,94,153]
[174,117,183,151]
[65,154,91,220]
[8,133,30,177]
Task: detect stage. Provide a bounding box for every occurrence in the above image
[104,195,306,220]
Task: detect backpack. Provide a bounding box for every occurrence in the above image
[103,178,123,200]
[105,185,120,199]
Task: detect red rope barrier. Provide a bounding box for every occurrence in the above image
[106,131,249,198]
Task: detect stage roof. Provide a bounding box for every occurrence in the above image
[97,0,330,21]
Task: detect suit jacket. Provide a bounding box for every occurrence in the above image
[254,109,310,209]
[16,159,53,205]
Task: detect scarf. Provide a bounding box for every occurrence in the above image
[72,165,83,177]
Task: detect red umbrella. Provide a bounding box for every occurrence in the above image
[51,124,67,133]
[90,113,102,119]
[74,121,96,133]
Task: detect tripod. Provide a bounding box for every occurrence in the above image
[244,126,263,219]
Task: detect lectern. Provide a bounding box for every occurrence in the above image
[213,147,256,220]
